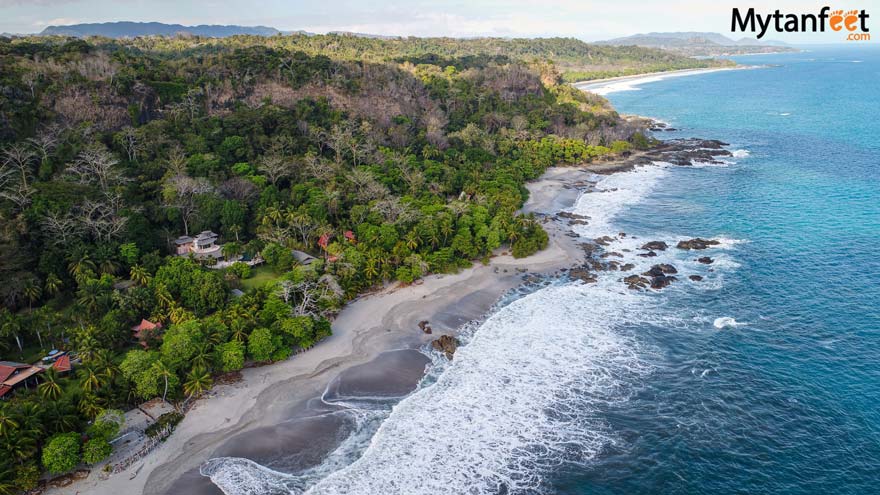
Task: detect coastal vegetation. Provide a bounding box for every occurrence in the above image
[0,33,656,488]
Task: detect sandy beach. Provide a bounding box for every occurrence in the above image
[573,66,758,95]
[47,164,595,495]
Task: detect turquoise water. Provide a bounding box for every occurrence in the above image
[555,47,880,494]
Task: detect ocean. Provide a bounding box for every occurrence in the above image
[203,46,880,494]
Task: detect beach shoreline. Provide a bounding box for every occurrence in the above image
[46,163,597,495]
[572,65,761,95]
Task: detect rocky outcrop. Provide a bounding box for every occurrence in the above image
[569,267,598,283]
[624,275,650,290]
[637,251,658,258]
[640,241,668,251]
[676,238,721,250]
[619,263,635,272]
[697,256,714,264]
[642,264,678,277]
[418,320,432,334]
[431,335,459,359]
[689,275,703,281]
[650,275,677,289]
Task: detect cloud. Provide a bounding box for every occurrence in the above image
[0,0,82,5]
[32,17,81,27]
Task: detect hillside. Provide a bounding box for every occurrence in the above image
[0,33,666,487]
[39,21,280,38]
[599,31,797,56]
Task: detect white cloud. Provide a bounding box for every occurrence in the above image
[32,17,81,27]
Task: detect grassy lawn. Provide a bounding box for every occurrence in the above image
[240,265,283,291]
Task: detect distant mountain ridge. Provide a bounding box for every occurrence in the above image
[39,21,280,38]
[598,31,796,56]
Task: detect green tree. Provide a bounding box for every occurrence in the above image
[215,340,245,372]
[247,327,276,362]
[41,432,81,474]
[82,438,112,464]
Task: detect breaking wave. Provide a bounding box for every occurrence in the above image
[202,163,745,495]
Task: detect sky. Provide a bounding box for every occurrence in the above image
[0,0,876,43]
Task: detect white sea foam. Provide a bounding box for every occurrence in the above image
[731,149,750,158]
[568,164,670,238]
[713,317,746,329]
[203,163,746,495]
[205,284,653,495]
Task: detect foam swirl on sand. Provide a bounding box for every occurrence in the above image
[204,283,651,494]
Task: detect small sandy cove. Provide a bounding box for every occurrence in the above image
[48,165,596,495]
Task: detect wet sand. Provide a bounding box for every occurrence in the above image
[46,164,594,495]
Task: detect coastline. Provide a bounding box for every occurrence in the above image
[48,164,596,495]
[572,65,759,95]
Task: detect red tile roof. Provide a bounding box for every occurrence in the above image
[0,385,11,398]
[53,355,72,373]
[132,319,162,340]
[2,366,43,387]
[0,363,30,383]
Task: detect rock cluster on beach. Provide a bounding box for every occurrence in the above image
[431,335,459,359]
[418,320,432,334]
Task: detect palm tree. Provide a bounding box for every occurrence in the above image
[230,321,247,343]
[21,276,42,309]
[43,400,78,434]
[183,366,212,399]
[364,259,379,280]
[4,433,36,464]
[130,265,150,286]
[92,349,118,382]
[192,343,212,369]
[98,257,121,276]
[0,463,17,495]
[0,404,19,437]
[404,231,419,250]
[78,392,103,419]
[38,368,63,401]
[76,281,105,315]
[78,366,102,393]
[0,312,23,353]
[44,273,63,297]
[153,361,174,404]
[67,254,96,281]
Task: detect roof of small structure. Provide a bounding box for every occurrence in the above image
[53,355,72,373]
[2,366,43,387]
[292,250,316,263]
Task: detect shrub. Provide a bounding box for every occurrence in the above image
[82,438,113,464]
[42,432,81,474]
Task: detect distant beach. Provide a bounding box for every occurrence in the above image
[573,66,759,95]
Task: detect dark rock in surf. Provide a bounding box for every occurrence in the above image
[689,275,703,282]
[431,335,459,360]
[642,264,678,277]
[676,238,721,250]
[697,256,714,264]
[650,275,677,289]
[569,267,598,283]
[624,275,650,290]
[640,241,668,251]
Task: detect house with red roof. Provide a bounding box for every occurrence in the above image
[132,319,163,348]
[0,361,44,399]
